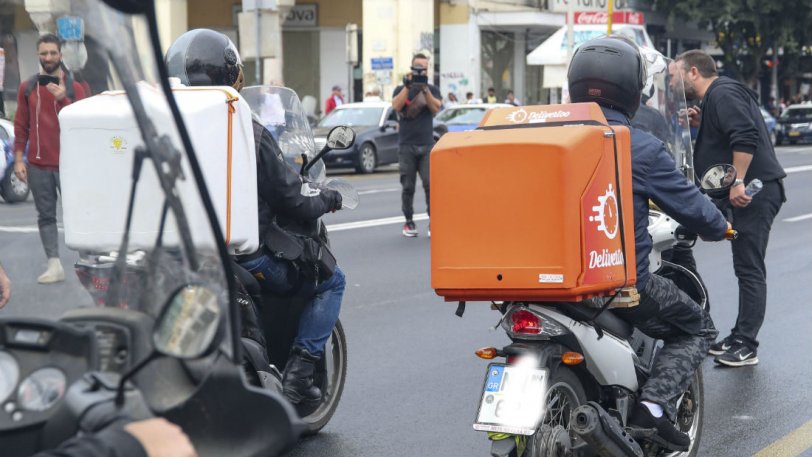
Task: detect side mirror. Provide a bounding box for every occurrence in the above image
[380,120,397,132]
[326,125,355,150]
[700,164,737,198]
[153,285,221,359]
[304,125,355,175]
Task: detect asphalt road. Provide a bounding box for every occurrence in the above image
[1,145,811,456]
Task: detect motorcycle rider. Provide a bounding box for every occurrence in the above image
[165,29,345,404]
[567,36,729,451]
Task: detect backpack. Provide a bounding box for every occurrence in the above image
[24,69,75,102]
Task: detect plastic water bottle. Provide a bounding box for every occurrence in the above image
[745,179,763,197]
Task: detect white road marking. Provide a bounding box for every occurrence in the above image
[326,213,429,232]
[785,164,812,174]
[357,187,400,195]
[784,213,812,223]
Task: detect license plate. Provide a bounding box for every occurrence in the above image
[789,131,801,137]
[473,363,548,436]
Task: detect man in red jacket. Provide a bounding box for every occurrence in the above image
[324,84,343,115]
[13,33,86,284]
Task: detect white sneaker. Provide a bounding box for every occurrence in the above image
[38,258,65,284]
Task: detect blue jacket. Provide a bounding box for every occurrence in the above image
[602,108,728,288]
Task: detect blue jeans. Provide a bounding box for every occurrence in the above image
[239,254,345,357]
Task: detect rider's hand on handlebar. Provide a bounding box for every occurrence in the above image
[729,182,752,208]
[124,418,198,457]
[687,106,702,128]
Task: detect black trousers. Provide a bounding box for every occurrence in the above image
[398,144,432,221]
[725,179,784,349]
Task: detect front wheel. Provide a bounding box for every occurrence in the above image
[525,367,588,457]
[298,319,347,434]
[355,143,377,174]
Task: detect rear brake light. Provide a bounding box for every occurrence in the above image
[511,309,542,335]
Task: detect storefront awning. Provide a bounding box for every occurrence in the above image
[527,14,652,67]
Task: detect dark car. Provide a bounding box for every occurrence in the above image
[314,102,445,174]
[775,104,812,146]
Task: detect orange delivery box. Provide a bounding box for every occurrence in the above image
[430,103,636,303]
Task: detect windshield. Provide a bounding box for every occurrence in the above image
[436,107,489,125]
[2,0,234,357]
[636,46,695,181]
[780,107,812,122]
[241,85,326,182]
[318,106,383,128]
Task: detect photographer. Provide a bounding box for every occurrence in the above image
[391,53,442,237]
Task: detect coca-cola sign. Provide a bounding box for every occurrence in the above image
[574,11,645,25]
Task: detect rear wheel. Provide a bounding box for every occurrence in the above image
[525,367,588,457]
[355,143,377,174]
[298,319,347,434]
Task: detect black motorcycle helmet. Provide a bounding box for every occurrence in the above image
[567,35,645,118]
[166,29,243,88]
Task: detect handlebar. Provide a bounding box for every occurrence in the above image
[674,225,737,241]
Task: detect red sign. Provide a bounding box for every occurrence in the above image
[574,11,644,25]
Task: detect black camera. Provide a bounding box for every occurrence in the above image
[405,64,428,87]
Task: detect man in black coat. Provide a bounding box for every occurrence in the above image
[675,50,786,367]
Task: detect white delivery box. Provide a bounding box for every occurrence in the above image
[59,83,258,254]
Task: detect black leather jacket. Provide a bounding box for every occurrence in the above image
[252,121,340,255]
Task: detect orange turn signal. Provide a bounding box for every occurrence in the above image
[475,347,498,360]
[561,352,584,365]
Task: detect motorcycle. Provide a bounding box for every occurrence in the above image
[0,1,303,456]
[231,85,357,434]
[467,49,734,457]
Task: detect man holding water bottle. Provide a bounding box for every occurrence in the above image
[674,50,786,367]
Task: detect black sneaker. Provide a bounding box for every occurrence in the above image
[714,340,758,367]
[402,221,418,237]
[708,335,735,356]
[627,403,690,452]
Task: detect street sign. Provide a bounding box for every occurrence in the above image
[549,0,630,13]
[371,57,394,71]
[56,16,84,41]
[574,11,644,25]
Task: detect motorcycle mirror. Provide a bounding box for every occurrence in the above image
[152,284,222,359]
[303,125,355,175]
[326,125,355,150]
[700,164,737,198]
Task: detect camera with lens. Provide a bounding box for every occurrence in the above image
[403,64,429,88]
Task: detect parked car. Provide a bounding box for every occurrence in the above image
[0,118,31,203]
[760,107,777,145]
[434,103,513,133]
[775,104,812,146]
[314,102,445,174]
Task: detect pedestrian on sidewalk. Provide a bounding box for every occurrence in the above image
[13,33,86,284]
[675,49,786,367]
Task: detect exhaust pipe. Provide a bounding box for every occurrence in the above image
[571,402,643,457]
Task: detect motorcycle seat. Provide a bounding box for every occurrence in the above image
[555,302,635,340]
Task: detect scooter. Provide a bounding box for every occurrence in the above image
[473,164,738,457]
[0,2,304,455]
[232,105,359,434]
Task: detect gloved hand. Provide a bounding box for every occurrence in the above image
[402,74,412,87]
[326,189,343,212]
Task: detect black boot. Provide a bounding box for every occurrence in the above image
[282,346,322,404]
[628,402,690,451]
